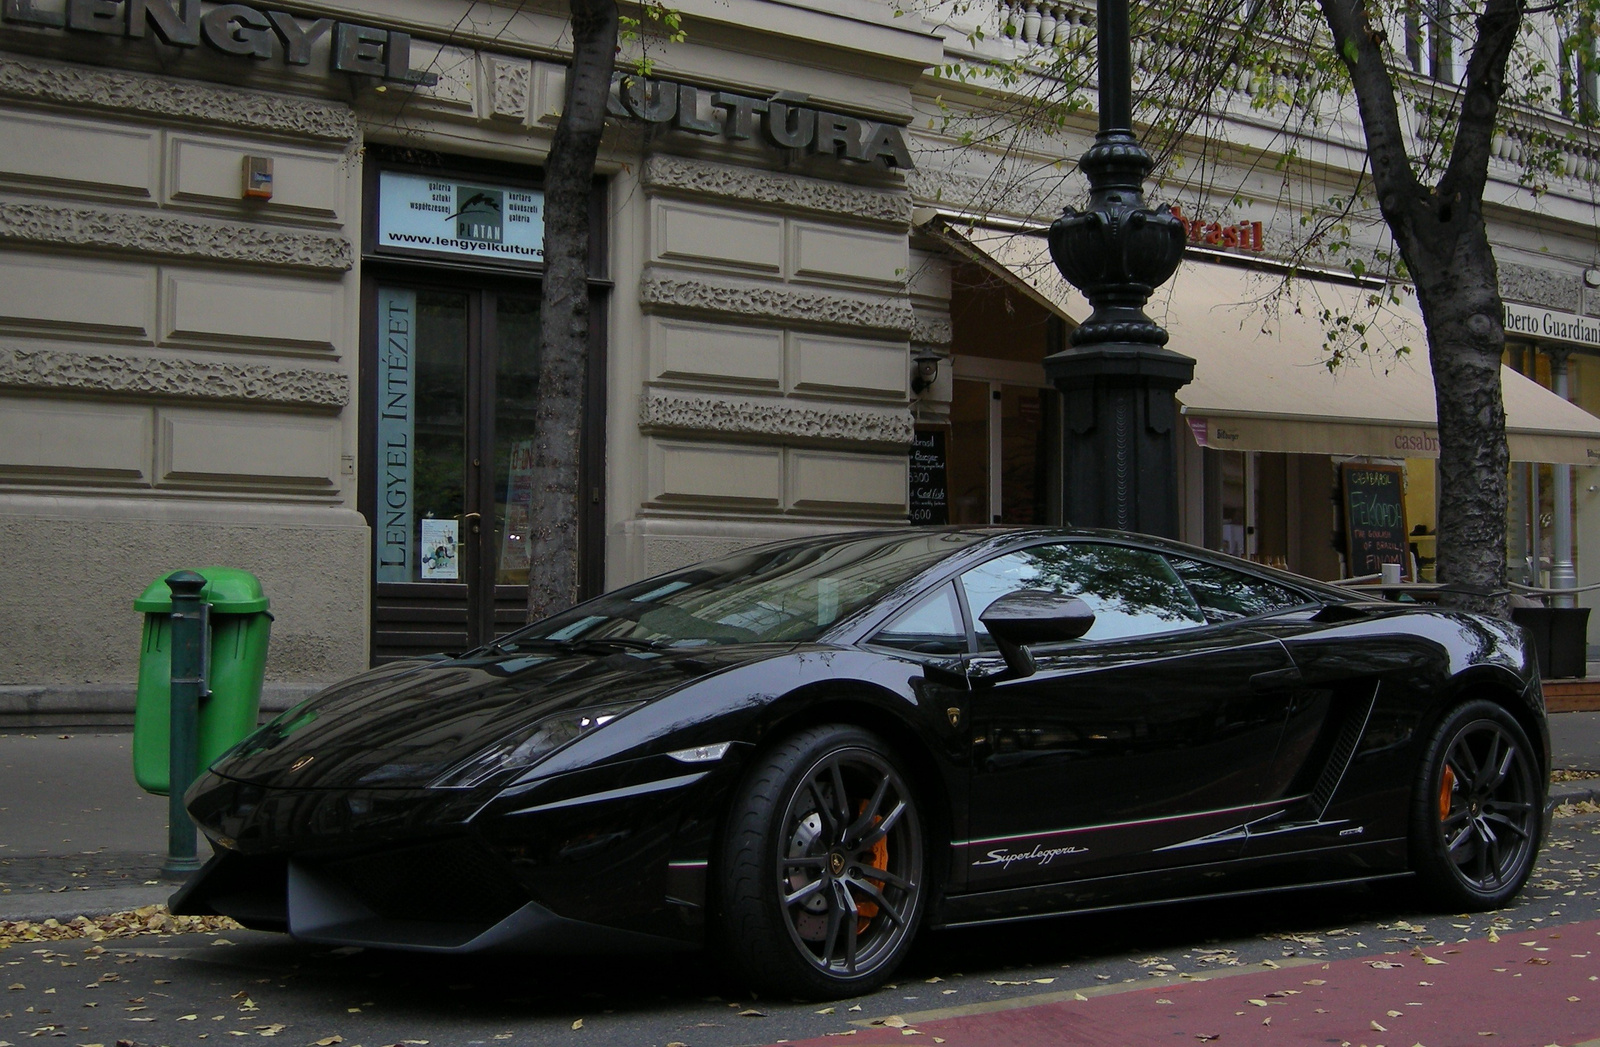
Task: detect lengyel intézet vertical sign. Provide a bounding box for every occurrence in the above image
[375,287,415,584]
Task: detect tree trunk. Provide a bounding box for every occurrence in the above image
[1318,0,1523,616]
[525,0,617,623]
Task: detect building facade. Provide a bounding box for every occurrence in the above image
[3,0,1600,718]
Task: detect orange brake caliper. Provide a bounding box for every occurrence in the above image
[1438,764,1457,821]
[855,802,889,931]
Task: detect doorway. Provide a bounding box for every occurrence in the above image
[366,280,545,659]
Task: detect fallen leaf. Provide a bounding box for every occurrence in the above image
[1368,960,1404,969]
[1372,1020,1388,1032]
[1488,930,1501,942]
[1248,999,1269,1007]
[1388,1009,1404,1017]
[1260,960,1280,969]
[570,1019,583,1030]
[1304,979,1326,986]
[313,1038,342,1046]
[815,1007,835,1015]
[1156,999,1173,1005]
[738,1009,765,1017]
[878,1017,909,1028]
[1073,993,1088,1001]
[178,1015,198,1021]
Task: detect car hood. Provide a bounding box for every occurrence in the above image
[206,643,791,790]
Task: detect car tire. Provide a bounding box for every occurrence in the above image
[717,724,927,999]
[1409,699,1542,910]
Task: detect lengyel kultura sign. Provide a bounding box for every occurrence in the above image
[609,76,914,170]
[1,0,438,84]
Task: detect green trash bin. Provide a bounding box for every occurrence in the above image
[132,567,273,795]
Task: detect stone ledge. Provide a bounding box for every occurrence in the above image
[642,154,911,226]
[0,53,358,142]
[0,343,350,408]
[0,202,353,272]
[640,269,914,334]
[640,389,914,446]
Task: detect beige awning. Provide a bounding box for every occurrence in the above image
[940,224,1600,467]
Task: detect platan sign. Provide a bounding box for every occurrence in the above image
[608,76,914,170]
[1504,302,1600,350]
[376,171,544,264]
[0,0,438,84]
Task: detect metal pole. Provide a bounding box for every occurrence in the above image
[161,570,207,878]
[1551,348,1578,607]
[1045,0,1195,536]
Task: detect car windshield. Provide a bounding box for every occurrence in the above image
[505,531,987,648]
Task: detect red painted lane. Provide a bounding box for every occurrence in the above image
[780,921,1600,1047]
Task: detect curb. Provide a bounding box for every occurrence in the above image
[1551,779,1600,807]
[0,884,176,924]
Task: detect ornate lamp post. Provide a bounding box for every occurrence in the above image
[1046,0,1194,537]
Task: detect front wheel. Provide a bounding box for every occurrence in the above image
[1410,700,1542,910]
[717,725,926,999]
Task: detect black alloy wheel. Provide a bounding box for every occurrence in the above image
[1410,700,1542,909]
[718,725,926,998]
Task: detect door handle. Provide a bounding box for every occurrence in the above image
[463,511,481,535]
[1250,665,1303,691]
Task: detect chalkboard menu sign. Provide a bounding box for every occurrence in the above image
[1340,463,1410,579]
[909,429,949,525]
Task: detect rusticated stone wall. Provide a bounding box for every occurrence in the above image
[0,49,366,688]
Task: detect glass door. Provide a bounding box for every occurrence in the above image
[369,283,541,660]
[944,377,1060,525]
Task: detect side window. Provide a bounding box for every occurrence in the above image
[869,582,967,655]
[1166,557,1306,623]
[960,543,1204,646]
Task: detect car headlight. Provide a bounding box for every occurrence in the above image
[429,700,646,789]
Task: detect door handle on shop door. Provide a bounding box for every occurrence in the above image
[463,512,481,535]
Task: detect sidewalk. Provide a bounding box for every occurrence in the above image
[2,714,1598,926]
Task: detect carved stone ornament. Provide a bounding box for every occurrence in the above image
[640,389,915,446]
[1500,260,1579,313]
[910,314,953,348]
[639,270,914,334]
[488,56,531,121]
[0,54,357,142]
[0,343,350,407]
[642,154,911,227]
[0,202,352,271]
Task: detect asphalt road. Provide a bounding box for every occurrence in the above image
[4,810,1598,1047]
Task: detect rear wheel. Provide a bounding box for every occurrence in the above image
[1410,700,1541,910]
[717,725,926,999]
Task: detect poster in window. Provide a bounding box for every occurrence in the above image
[499,439,536,583]
[420,518,460,580]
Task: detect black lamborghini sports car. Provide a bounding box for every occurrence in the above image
[176,528,1549,998]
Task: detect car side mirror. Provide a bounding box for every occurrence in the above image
[978,590,1096,678]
